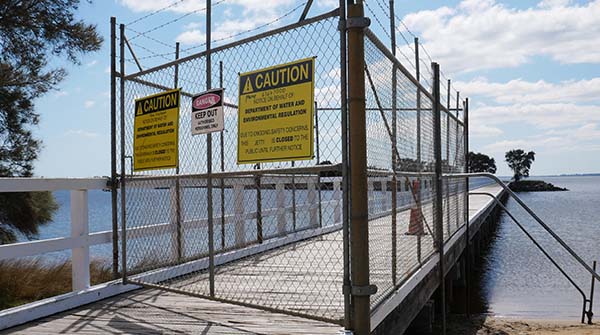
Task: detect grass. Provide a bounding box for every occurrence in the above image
[0,258,113,310]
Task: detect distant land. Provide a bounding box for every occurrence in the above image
[531,173,600,177]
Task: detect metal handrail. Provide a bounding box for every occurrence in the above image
[445,172,600,283]
[470,191,594,324]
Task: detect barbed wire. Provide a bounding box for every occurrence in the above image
[126,0,190,26]
[126,27,174,49]
[128,0,227,41]
[180,2,307,54]
[364,1,417,74]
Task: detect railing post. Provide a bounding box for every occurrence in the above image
[348,2,372,334]
[71,190,90,291]
[308,179,318,228]
[380,178,388,212]
[234,183,245,247]
[334,180,342,224]
[368,179,374,213]
[276,181,286,235]
[169,186,182,260]
[432,62,447,335]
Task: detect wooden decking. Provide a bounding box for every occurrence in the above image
[2,185,503,334]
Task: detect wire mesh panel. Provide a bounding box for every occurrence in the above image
[117,12,349,323]
[364,31,467,311]
[114,6,469,326]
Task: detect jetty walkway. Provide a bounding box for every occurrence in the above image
[1,184,503,334]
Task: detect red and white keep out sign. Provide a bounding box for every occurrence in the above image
[191,88,225,135]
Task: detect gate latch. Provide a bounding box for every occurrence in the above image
[343,284,378,296]
[346,17,371,29]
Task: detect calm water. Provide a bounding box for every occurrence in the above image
[480,176,600,319]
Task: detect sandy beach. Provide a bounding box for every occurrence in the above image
[437,315,600,335]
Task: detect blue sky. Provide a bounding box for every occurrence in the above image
[33,0,600,177]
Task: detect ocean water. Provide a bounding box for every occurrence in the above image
[480,176,600,319]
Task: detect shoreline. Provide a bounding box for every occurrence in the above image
[437,314,600,334]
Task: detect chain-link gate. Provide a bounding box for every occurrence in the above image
[112,3,468,330]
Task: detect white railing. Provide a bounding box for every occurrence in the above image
[0,175,434,330]
[0,178,110,291]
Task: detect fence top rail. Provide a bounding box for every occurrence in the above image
[0,177,109,193]
[125,163,343,182]
[122,8,340,81]
[364,29,464,126]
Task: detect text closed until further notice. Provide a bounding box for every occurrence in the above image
[237,58,315,164]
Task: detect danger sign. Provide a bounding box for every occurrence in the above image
[237,58,315,164]
[192,88,224,135]
[133,89,180,171]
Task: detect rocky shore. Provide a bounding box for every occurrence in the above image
[508,180,568,192]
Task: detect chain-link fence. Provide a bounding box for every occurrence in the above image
[113,5,468,328]
[364,30,467,311]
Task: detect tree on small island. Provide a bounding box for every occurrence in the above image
[505,149,535,182]
[468,152,497,174]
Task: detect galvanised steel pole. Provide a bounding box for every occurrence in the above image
[174,42,183,262]
[339,0,352,329]
[414,37,422,264]
[432,62,446,335]
[455,91,460,229]
[348,2,372,334]
[119,23,128,284]
[463,97,470,318]
[389,0,398,287]
[110,17,119,279]
[206,0,215,298]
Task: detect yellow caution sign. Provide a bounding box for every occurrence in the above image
[237,58,314,164]
[133,89,180,171]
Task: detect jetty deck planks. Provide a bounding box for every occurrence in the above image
[2,184,502,335]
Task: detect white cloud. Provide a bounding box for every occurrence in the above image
[104,66,111,74]
[176,29,206,45]
[456,77,600,104]
[482,123,600,156]
[86,60,98,67]
[401,0,600,73]
[84,100,96,109]
[456,77,600,129]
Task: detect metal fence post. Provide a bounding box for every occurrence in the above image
[463,97,470,318]
[415,37,422,263]
[119,23,128,284]
[455,91,460,229]
[432,62,446,335]
[174,42,183,262]
[348,2,372,334]
[219,60,226,250]
[389,0,398,287]
[109,16,119,279]
[339,0,352,329]
[206,0,215,298]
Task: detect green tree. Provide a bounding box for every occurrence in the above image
[505,149,536,182]
[468,152,497,174]
[0,1,102,243]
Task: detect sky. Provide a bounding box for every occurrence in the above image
[32,0,600,177]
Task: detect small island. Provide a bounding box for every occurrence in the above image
[504,149,568,192]
[508,179,568,192]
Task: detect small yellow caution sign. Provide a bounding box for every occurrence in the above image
[237,58,315,164]
[133,89,180,171]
